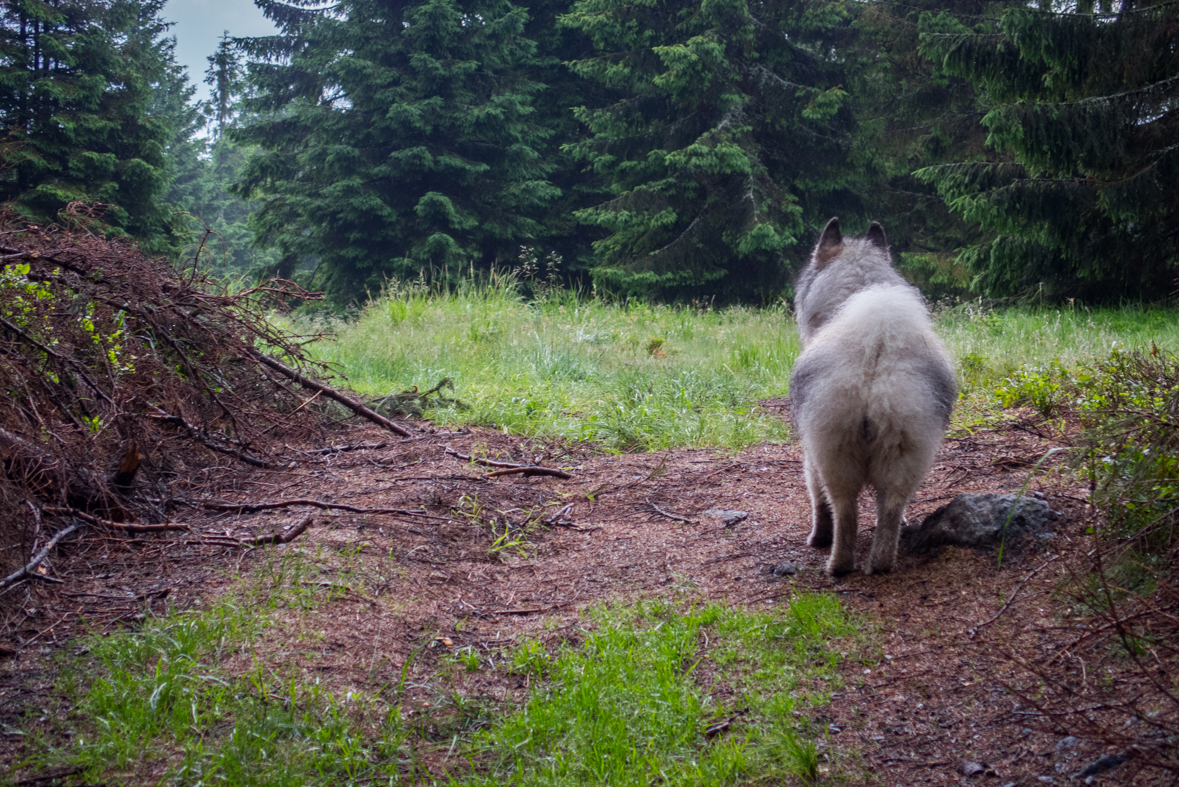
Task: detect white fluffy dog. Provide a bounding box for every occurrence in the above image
[790,218,955,575]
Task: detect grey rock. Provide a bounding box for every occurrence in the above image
[958,761,994,777]
[703,509,749,527]
[1056,736,1081,751]
[772,562,800,577]
[902,493,1057,554]
[1072,753,1127,779]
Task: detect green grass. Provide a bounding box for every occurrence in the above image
[24,569,856,786]
[288,278,799,452]
[293,279,1178,452]
[464,597,854,787]
[938,302,1179,397]
[26,549,416,786]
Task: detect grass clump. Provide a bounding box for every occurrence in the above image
[463,595,854,786]
[290,277,799,452]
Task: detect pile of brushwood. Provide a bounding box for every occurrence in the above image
[1000,346,1179,779]
[0,213,412,597]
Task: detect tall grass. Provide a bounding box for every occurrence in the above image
[292,277,800,452]
[937,302,1179,397]
[294,278,1179,451]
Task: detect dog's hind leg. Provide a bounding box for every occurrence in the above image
[825,481,859,576]
[866,486,908,574]
[804,455,834,549]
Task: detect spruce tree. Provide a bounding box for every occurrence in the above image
[848,0,1022,300]
[916,1,1179,300]
[235,0,561,301]
[204,32,241,140]
[165,34,278,273]
[559,0,858,301]
[0,0,181,250]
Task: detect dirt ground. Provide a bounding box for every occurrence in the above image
[0,403,1161,785]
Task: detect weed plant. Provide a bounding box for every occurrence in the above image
[1075,346,1179,542]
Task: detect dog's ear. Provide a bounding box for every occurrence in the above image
[818,217,842,250]
[814,217,842,267]
[866,221,888,250]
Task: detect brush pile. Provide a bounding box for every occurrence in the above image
[0,215,407,595]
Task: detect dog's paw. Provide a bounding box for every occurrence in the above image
[827,557,856,576]
[807,530,833,549]
[864,561,893,576]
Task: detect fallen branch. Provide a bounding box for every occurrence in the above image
[42,506,190,533]
[304,441,393,455]
[444,447,573,479]
[486,466,573,480]
[141,403,276,469]
[493,602,570,615]
[967,555,1058,638]
[237,514,314,546]
[542,503,574,525]
[370,377,464,417]
[539,503,596,531]
[245,349,412,437]
[647,499,696,524]
[185,497,450,521]
[0,522,85,590]
[444,446,524,469]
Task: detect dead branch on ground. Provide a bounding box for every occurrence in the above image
[444,446,572,479]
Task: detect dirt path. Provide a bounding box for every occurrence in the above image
[1,409,1150,785]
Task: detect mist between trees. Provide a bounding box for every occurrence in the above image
[2,0,1176,306]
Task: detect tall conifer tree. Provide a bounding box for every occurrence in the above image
[848,0,1021,299]
[916,1,1179,299]
[0,0,180,250]
[560,0,857,301]
[235,0,561,300]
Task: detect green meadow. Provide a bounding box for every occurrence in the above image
[291,279,1179,451]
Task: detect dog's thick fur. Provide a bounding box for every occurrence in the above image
[790,218,955,575]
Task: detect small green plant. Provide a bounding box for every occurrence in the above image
[0,262,57,326]
[453,494,534,556]
[771,728,821,783]
[994,360,1071,416]
[1075,345,1179,542]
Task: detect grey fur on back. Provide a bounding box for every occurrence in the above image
[789,218,956,576]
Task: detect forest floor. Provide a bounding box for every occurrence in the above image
[0,404,1152,786]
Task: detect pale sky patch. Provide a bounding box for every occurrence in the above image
[163,0,279,103]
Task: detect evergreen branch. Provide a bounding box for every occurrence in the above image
[1070,76,1179,107]
[875,0,1179,20]
[746,63,807,94]
[650,209,706,259]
